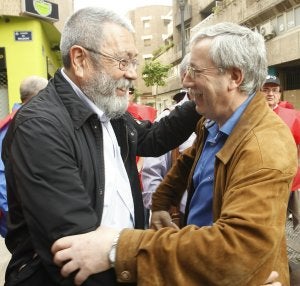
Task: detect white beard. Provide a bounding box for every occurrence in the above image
[81,71,131,119]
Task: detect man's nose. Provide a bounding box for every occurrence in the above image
[182,73,195,89]
[124,66,138,80]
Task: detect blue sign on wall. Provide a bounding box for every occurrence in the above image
[14,31,32,41]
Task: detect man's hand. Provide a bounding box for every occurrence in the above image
[261,271,281,286]
[51,227,119,286]
[150,210,179,230]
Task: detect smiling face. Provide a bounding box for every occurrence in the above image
[84,23,138,118]
[183,38,248,126]
[68,22,138,119]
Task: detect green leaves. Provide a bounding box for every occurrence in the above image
[142,60,172,87]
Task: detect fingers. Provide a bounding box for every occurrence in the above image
[150,210,179,230]
[170,221,180,230]
[265,271,279,283]
[74,270,90,286]
[60,259,79,278]
[51,236,73,254]
[261,271,281,286]
[53,247,73,267]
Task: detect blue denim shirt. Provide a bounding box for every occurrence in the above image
[187,93,255,226]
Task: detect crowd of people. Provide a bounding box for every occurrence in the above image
[0,6,299,286]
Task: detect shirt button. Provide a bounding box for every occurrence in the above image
[120,271,131,281]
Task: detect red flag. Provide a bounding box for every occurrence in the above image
[127,103,157,122]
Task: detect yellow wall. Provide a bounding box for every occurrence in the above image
[0,16,61,112]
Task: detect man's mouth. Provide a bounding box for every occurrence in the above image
[115,87,128,97]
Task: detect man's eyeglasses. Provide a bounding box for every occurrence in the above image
[262,88,280,94]
[82,46,138,71]
[186,65,224,79]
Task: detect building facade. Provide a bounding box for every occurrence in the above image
[126,5,172,108]
[0,0,73,119]
[155,0,300,111]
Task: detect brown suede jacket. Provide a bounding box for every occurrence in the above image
[115,92,297,286]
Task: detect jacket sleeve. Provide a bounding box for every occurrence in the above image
[133,101,200,157]
[7,117,99,284]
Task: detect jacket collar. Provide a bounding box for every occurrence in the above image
[53,69,96,129]
[216,92,269,164]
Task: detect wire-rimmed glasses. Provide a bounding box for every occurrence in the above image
[186,65,224,79]
[82,46,138,71]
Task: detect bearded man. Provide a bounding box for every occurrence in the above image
[1,7,199,286]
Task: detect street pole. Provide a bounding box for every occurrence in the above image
[179,0,185,58]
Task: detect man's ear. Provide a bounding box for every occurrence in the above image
[228,67,243,91]
[69,45,87,78]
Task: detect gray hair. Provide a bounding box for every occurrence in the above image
[60,7,134,68]
[190,22,267,94]
[179,53,190,79]
[19,75,48,103]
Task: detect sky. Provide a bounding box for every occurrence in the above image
[74,0,172,16]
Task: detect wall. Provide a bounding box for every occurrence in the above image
[0,16,60,112]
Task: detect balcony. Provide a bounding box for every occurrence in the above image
[200,0,217,11]
[175,4,192,27]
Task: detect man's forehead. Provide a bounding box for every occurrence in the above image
[101,23,138,56]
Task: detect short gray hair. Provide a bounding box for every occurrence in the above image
[19,75,48,103]
[60,7,134,68]
[190,22,267,94]
[179,53,190,79]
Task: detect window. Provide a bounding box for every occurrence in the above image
[142,35,152,47]
[295,6,300,26]
[144,20,150,29]
[141,16,152,29]
[286,10,295,29]
[144,39,151,47]
[143,54,153,62]
[277,14,285,33]
[185,26,191,42]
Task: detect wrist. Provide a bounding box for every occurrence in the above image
[108,232,120,268]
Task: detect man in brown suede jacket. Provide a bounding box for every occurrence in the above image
[52,23,297,286]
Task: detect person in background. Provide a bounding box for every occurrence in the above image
[279,100,294,109]
[261,75,300,285]
[261,75,300,228]
[141,53,195,227]
[2,7,199,286]
[0,75,48,238]
[51,22,295,286]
